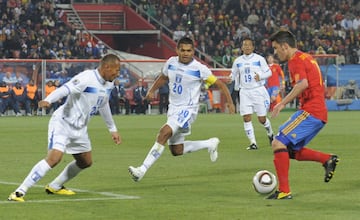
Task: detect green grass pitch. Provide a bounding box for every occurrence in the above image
[0,111,359,220]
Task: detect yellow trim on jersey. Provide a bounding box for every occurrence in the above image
[282,111,310,135]
[204,75,217,88]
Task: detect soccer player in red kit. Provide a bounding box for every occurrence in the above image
[267,30,339,199]
[266,54,285,111]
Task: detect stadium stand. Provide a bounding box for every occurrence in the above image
[2,0,360,64]
[1,0,360,114]
[134,0,360,65]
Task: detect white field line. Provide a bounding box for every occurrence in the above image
[0,180,140,204]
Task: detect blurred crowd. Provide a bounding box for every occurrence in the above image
[0,0,106,60]
[0,0,133,116]
[139,0,360,65]
[1,0,360,116]
[2,0,360,64]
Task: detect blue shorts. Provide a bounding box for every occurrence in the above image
[267,86,280,97]
[276,110,325,150]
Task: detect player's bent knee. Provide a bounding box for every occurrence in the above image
[76,161,92,169]
[258,116,267,124]
[46,159,61,168]
[169,145,183,156]
[170,149,182,156]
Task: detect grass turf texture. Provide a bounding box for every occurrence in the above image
[0,111,359,220]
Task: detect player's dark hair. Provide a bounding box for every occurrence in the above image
[177,37,194,49]
[101,53,120,65]
[269,30,297,48]
[241,36,254,47]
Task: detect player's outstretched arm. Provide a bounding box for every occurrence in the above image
[39,85,70,109]
[214,79,235,114]
[271,79,308,118]
[38,100,51,108]
[145,74,169,100]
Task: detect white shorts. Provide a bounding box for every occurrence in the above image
[239,86,270,116]
[166,105,198,145]
[48,116,91,154]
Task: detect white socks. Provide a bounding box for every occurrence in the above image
[244,121,256,144]
[15,159,83,195]
[16,159,51,195]
[48,160,82,190]
[244,118,274,145]
[183,139,212,154]
[263,117,273,136]
[139,139,213,173]
[140,142,165,173]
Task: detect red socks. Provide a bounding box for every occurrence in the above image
[273,149,290,193]
[273,147,331,193]
[294,147,330,164]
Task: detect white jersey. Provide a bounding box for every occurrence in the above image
[163,57,214,108]
[44,69,117,131]
[231,53,271,90]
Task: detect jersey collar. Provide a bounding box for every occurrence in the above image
[94,69,106,85]
[243,53,254,60]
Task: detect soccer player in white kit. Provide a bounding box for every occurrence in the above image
[8,54,122,202]
[128,37,235,182]
[231,37,274,150]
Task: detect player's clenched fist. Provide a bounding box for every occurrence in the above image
[38,100,51,108]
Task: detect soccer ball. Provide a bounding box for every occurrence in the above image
[252,170,277,194]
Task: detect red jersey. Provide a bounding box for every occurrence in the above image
[288,51,327,122]
[267,63,284,87]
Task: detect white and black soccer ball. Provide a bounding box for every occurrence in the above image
[252,170,277,194]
